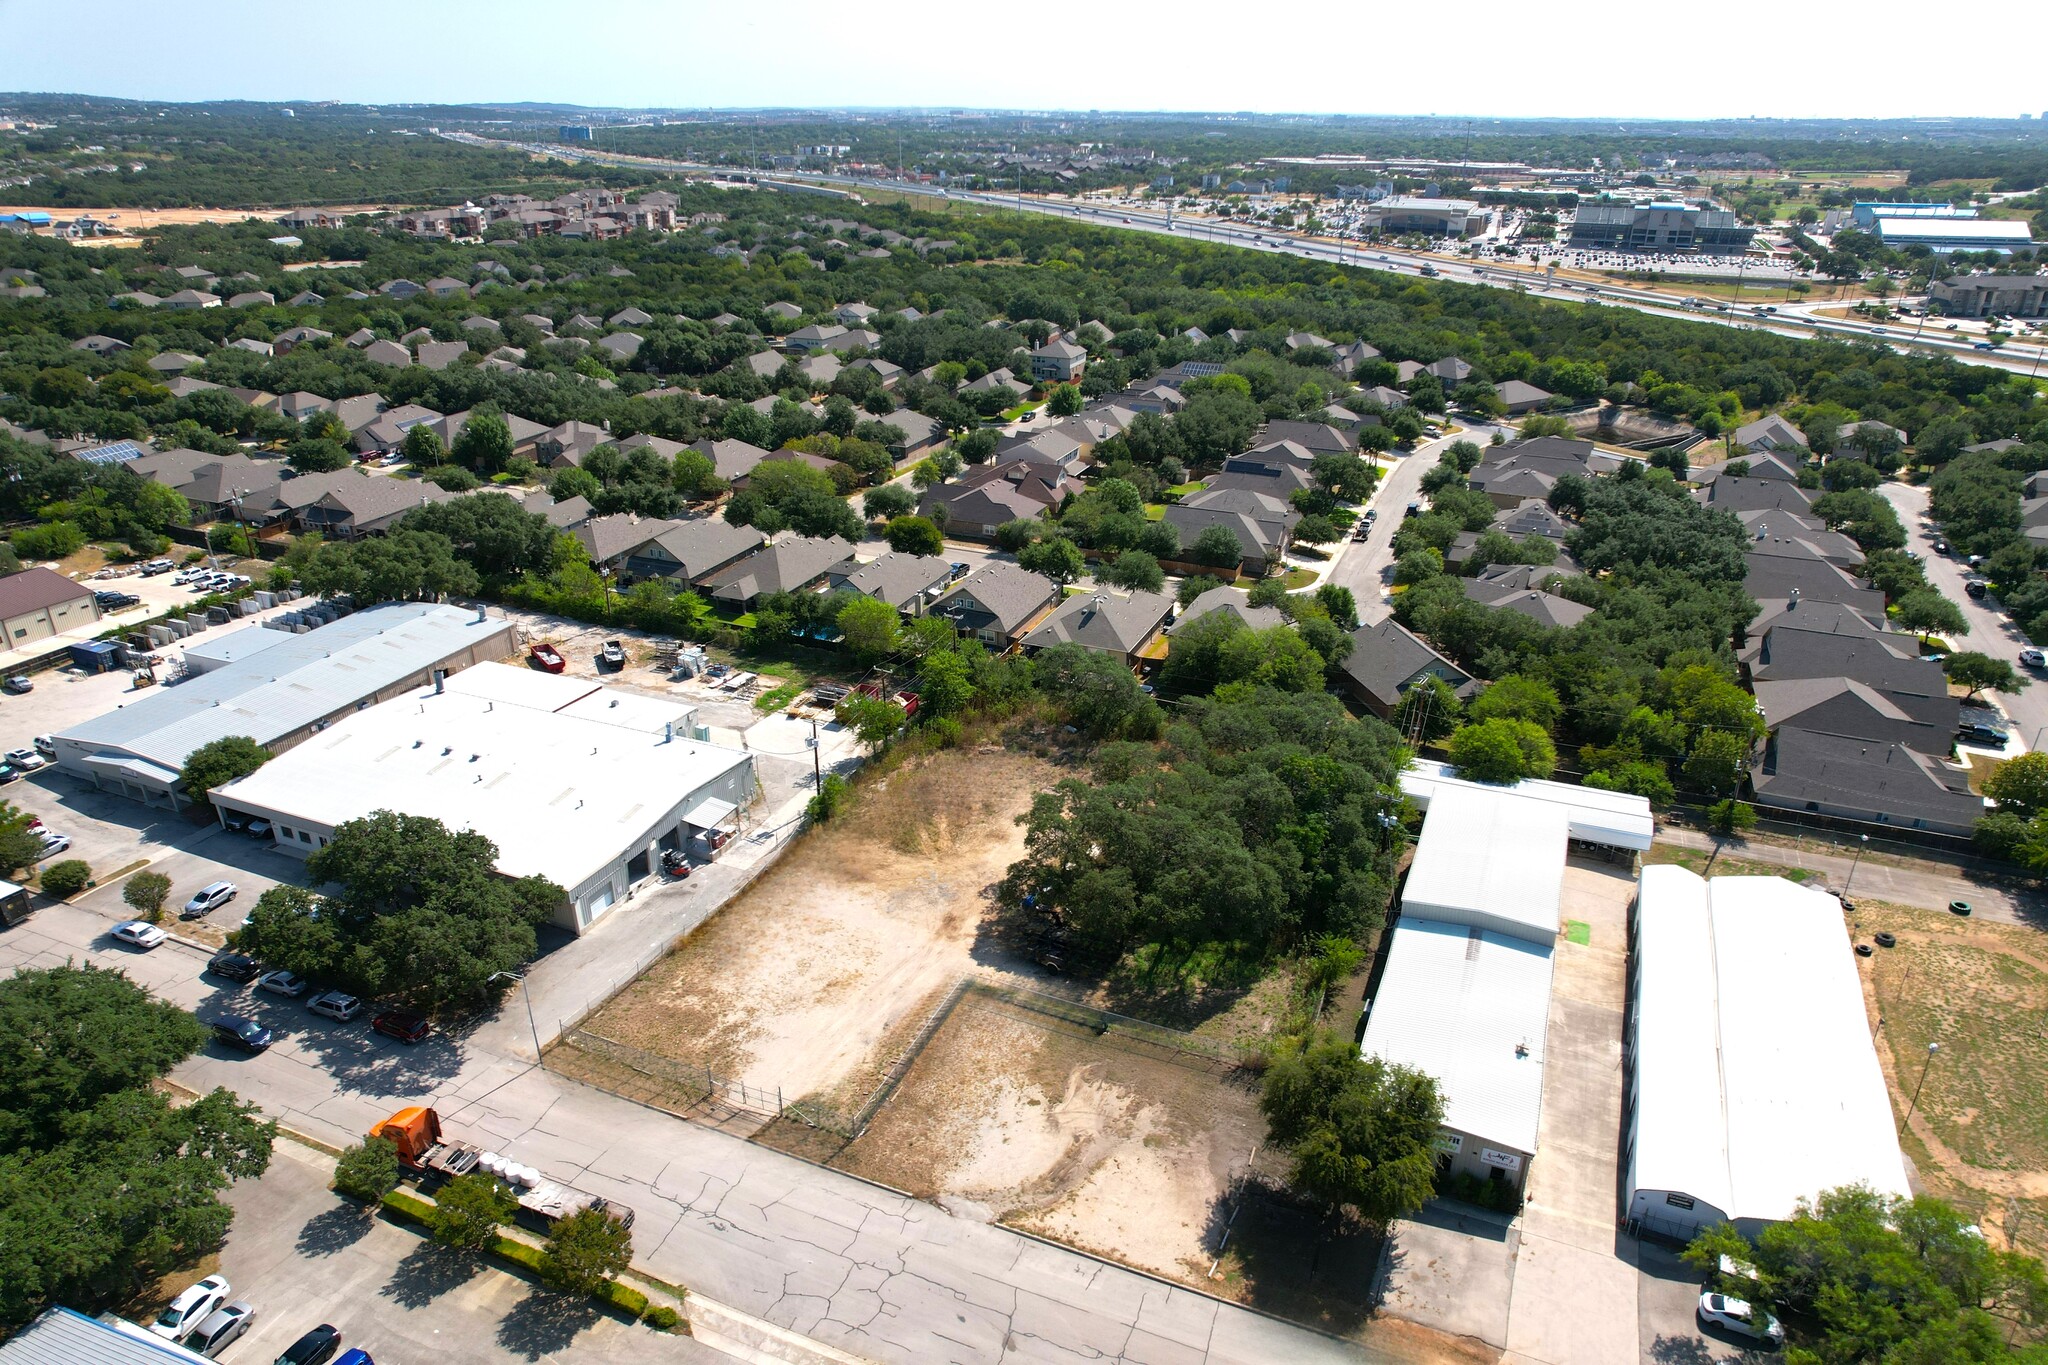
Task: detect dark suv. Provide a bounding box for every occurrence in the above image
[210,1015,273,1053]
[207,951,261,983]
[372,1010,431,1044]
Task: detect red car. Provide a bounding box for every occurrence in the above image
[372,1010,431,1044]
[528,643,566,674]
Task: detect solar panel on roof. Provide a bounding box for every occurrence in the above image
[75,440,146,465]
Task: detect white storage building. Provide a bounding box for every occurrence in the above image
[1625,865,1911,1241]
[209,662,755,934]
[1400,784,1568,940]
[1401,757,1655,852]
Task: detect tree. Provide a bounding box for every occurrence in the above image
[1683,730,1752,795]
[1893,588,1968,638]
[1018,534,1085,585]
[1293,514,1340,546]
[423,464,480,491]
[0,963,206,1147]
[426,1172,515,1254]
[1706,798,1758,835]
[122,871,173,923]
[1468,675,1562,732]
[1393,675,1463,743]
[835,695,906,747]
[1033,643,1164,741]
[333,1136,401,1204]
[994,518,1041,552]
[539,1206,634,1297]
[1260,1032,1444,1225]
[1189,524,1244,569]
[1943,651,2023,700]
[1100,550,1164,593]
[1046,383,1084,417]
[286,437,353,474]
[236,812,557,1012]
[550,466,602,503]
[451,410,515,474]
[38,860,91,899]
[401,424,446,467]
[1985,751,2048,817]
[863,484,915,521]
[179,735,270,806]
[884,514,944,557]
[836,596,900,666]
[1447,718,1555,783]
[0,800,45,879]
[301,529,481,604]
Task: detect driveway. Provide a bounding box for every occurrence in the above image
[215,1138,727,1364]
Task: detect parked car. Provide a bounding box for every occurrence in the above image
[210,1015,274,1053]
[276,1324,342,1365]
[0,764,19,785]
[2021,648,2046,670]
[112,919,168,950]
[2,676,31,694]
[190,1301,256,1359]
[208,950,262,982]
[5,748,47,771]
[32,734,53,756]
[1965,577,1990,599]
[258,969,310,998]
[184,881,238,917]
[1959,722,2010,748]
[600,639,626,669]
[372,1009,432,1044]
[1696,1291,1783,1346]
[149,1275,231,1343]
[35,832,70,857]
[528,643,566,674]
[140,558,176,576]
[306,990,362,1022]
[331,1352,373,1365]
[245,819,273,838]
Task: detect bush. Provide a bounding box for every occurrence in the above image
[1707,799,1759,835]
[10,521,85,561]
[39,860,92,899]
[807,773,852,822]
[333,1136,401,1204]
[423,464,481,492]
[643,1304,682,1332]
[1439,1169,1522,1215]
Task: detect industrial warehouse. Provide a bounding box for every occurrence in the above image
[1624,865,1911,1242]
[51,602,517,807]
[208,661,756,934]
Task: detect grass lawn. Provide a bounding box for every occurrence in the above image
[1164,481,1207,498]
[1143,504,1167,520]
[1280,568,1317,589]
[999,400,1045,422]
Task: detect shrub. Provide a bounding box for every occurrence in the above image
[538,1206,634,1297]
[39,860,92,899]
[807,773,852,822]
[10,521,85,561]
[643,1304,682,1331]
[121,870,173,922]
[1706,799,1759,835]
[333,1136,401,1204]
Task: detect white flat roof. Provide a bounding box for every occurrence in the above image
[212,662,748,893]
[181,623,293,668]
[1402,758,1654,850]
[1874,217,2032,242]
[437,661,693,735]
[1362,918,1554,1156]
[1630,866,1910,1226]
[1402,784,1568,943]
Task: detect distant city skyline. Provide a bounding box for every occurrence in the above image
[6,0,2042,123]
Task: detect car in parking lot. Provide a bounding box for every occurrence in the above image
[5,747,46,771]
[32,734,53,756]
[210,1014,274,1053]
[258,969,310,998]
[207,949,262,982]
[1696,1291,1783,1346]
[35,831,70,857]
[2,676,31,695]
[372,1009,432,1044]
[184,880,238,917]
[306,989,362,1022]
[276,1323,342,1365]
[150,1275,231,1343]
[189,1300,256,1358]
[112,919,168,950]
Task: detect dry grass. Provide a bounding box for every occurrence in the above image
[1859,898,2048,1256]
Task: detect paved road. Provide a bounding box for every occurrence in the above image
[1323,423,1513,626]
[1,899,1385,1365]
[1879,482,2048,752]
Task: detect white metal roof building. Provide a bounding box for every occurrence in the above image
[1870,216,2035,255]
[1625,866,1911,1242]
[1400,784,1568,941]
[1401,758,1655,851]
[210,662,754,934]
[0,1307,211,1364]
[52,603,517,808]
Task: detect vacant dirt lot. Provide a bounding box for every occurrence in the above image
[832,990,1267,1288]
[1858,898,2048,1256]
[577,747,1057,1113]
[0,203,393,230]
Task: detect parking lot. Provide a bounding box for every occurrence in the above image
[207,1137,724,1364]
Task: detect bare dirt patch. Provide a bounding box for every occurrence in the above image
[576,748,1057,1110]
[1857,898,2048,1256]
[0,203,394,231]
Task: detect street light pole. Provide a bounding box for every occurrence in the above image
[1845,833,1870,899]
[1902,1041,1940,1129]
[490,970,543,1064]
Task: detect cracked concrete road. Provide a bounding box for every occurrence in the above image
[2,900,1388,1365]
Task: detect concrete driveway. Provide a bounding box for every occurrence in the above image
[214,1139,727,1364]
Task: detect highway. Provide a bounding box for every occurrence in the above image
[434,130,2048,383]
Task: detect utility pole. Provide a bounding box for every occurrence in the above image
[1902,1041,1940,1129]
[809,715,822,791]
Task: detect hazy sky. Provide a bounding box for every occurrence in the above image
[6,0,2044,122]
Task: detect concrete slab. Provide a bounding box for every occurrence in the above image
[1503,1226,1638,1365]
[1374,1204,1517,1348]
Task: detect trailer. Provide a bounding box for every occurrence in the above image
[514,1179,636,1234]
[370,1106,482,1182]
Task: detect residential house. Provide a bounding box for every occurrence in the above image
[785,324,848,353]
[1170,586,1286,637]
[1206,456,1315,498]
[228,291,275,308]
[146,351,204,374]
[795,352,842,387]
[276,391,333,423]
[1261,420,1355,454]
[517,489,594,530]
[228,338,275,357]
[1750,728,1982,835]
[1468,436,1622,508]
[596,333,643,364]
[414,340,468,372]
[826,552,954,615]
[1494,380,1555,415]
[1021,589,1174,667]
[1462,581,1596,629]
[1336,618,1475,718]
[962,367,1031,399]
[619,518,765,584]
[700,533,858,608]
[1162,487,1301,576]
[535,421,610,468]
[424,277,468,299]
[608,306,654,328]
[995,429,1088,479]
[352,403,444,455]
[72,334,130,356]
[362,339,412,368]
[871,409,946,462]
[273,326,332,354]
[835,302,877,326]
[922,463,1080,540]
[1732,414,1809,454]
[1029,337,1087,384]
[430,410,547,458]
[292,472,455,538]
[690,438,772,483]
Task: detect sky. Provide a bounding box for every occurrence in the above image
[5,0,2045,122]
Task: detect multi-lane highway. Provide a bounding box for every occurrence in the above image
[437,130,2047,382]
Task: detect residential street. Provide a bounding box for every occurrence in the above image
[0,897,1387,1365]
[1325,422,1512,625]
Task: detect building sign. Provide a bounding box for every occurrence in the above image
[1433,1132,1463,1154]
[1480,1147,1523,1172]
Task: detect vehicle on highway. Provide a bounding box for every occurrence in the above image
[150,1275,231,1343]
[5,747,46,771]
[258,969,310,998]
[1696,1291,1783,1346]
[112,919,168,950]
[189,1301,256,1358]
[276,1324,343,1365]
[210,1015,274,1053]
[307,989,362,1022]
[373,1009,432,1044]
[184,880,238,917]
[207,950,261,982]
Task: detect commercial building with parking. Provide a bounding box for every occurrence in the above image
[1568,203,1754,254]
[1359,197,1493,238]
[1928,274,2048,318]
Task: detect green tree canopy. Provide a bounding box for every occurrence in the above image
[837,595,901,666]
[179,734,270,806]
[1447,718,1556,783]
[539,1205,634,1297]
[884,514,944,557]
[1260,1032,1445,1225]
